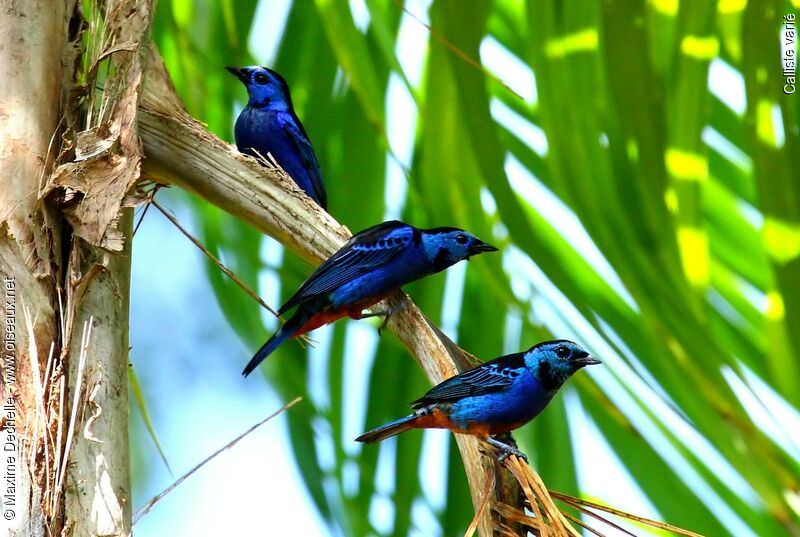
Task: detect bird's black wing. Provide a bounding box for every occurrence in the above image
[279,221,414,314]
[411,352,526,408]
[283,118,327,208]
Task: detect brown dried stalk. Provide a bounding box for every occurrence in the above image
[133,396,303,524]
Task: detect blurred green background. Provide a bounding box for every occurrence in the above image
[130,0,800,535]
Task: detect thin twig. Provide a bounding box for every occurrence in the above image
[132,396,303,524]
[149,198,279,318]
[38,115,66,195]
[555,496,635,537]
[40,342,56,512]
[560,510,607,537]
[249,148,280,170]
[550,492,708,537]
[525,462,580,536]
[149,196,314,351]
[52,372,65,515]
[464,466,495,537]
[54,317,93,513]
[22,300,47,508]
[503,455,547,533]
[393,0,526,103]
[57,286,66,348]
[132,184,160,236]
[24,301,45,472]
[492,502,542,531]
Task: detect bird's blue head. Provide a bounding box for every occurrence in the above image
[226,66,293,111]
[525,340,600,390]
[420,227,498,271]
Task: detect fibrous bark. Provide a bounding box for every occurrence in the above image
[1,0,151,535]
[0,1,73,534]
[45,1,154,535]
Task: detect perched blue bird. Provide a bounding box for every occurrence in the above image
[356,340,600,461]
[226,66,327,209]
[243,220,497,376]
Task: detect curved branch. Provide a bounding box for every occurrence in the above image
[138,45,522,535]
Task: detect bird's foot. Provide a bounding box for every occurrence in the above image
[362,300,408,335]
[378,300,408,335]
[497,447,528,465]
[485,436,528,465]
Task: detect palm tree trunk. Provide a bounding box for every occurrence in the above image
[1,1,146,535]
[60,213,134,537]
[0,1,73,534]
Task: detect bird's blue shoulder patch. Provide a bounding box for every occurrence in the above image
[352,225,414,252]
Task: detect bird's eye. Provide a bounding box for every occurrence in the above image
[455,233,468,245]
[555,346,570,359]
[254,73,269,84]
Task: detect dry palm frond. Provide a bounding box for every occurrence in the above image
[481,450,707,537]
[550,491,707,537]
[499,454,580,537]
[465,467,496,537]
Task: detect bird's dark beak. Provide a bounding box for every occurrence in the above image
[574,352,601,367]
[468,240,499,255]
[226,66,250,84]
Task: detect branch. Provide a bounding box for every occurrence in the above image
[138,45,521,535]
[133,396,303,524]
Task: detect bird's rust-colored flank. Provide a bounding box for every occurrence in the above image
[290,297,383,338]
[411,409,525,438]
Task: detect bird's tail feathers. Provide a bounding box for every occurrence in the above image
[242,313,307,376]
[355,414,419,443]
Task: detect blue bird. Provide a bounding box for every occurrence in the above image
[356,340,600,461]
[227,66,327,209]
[243,220,497,376]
